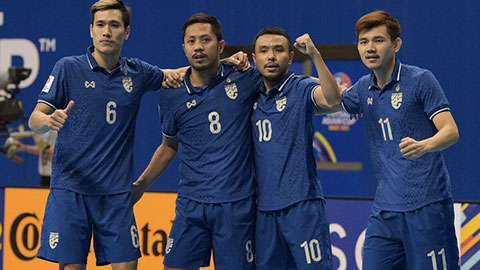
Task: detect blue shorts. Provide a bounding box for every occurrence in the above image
[256,199,333,270]
[37,189,141,265]
[363,200,460,270]
[163,196,256,270]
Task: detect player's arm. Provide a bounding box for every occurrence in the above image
[162,68,187,88]
[399,111,459,159]
[294,34,344,110]
[162,51,250,89]
[29,101,74,134]
[221,51,251,71]
[131,135,179,204]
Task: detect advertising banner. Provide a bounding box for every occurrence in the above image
[2,188,477,269]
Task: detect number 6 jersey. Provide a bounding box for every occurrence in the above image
[37,46,165,195]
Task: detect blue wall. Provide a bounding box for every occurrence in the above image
[1,1,479,201]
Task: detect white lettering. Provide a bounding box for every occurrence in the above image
[0,38,40,88]
[39,38,56,52]
[330,223,348,270]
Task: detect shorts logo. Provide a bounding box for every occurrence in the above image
[122,77,133,93]
[42,75,55,93]
[253,102,257,110]
[166,238,174,254]
[84,81,95,88]
[49,232,59,249]
[224,83,238,100]
[391,92,402,110]
[276,96,287,112]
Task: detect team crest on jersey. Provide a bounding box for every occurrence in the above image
[166,238,174,254]
[276,96,287,112]
[224,83,238,100]
[49,232,59,249]
[122,77,133,93]
[367,97,373,105]
[391,92,402,109]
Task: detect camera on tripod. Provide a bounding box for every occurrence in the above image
[0,67,32,129]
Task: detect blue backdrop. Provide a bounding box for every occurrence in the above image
[0,0,478,201]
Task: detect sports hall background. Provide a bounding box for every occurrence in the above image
[0,1,479,269]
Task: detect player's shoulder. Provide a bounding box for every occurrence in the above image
[285,74,319,90]
[56,54,86,68]
[159,85,188,99]
[401,63,434,81]
[123,57,157,72]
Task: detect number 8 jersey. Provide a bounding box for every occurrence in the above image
[37,46,165,195]
[158,64,262,203]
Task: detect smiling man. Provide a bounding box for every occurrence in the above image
[28,1,181,269]
[341,11,460,269]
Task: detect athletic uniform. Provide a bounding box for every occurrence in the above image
[342,59,459,269]
[159,63,261,269]
[252,71,333,270]
[37,46,164,265]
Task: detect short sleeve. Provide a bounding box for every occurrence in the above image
[141,61,165,92]
[341,81,361,114]
[417,70,450,121]
[37,58,68,110]
[158,90,177,137]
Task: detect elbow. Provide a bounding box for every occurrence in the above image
[451,128,460,145]
[325,95,342,108]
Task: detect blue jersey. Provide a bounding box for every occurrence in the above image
[252,72,324,211]
[342,60,452,211]
[37,46,164,195]
[158,64,262,203]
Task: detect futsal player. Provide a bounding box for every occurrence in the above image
[251,27,341,269]
[28,1,184,269]
[341,11,460,269]
[132,13,262,270]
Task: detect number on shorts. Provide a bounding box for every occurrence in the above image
[106,101,117,124]
[245,240,254,263]
[300,239,322,264]
[427,248,447,270]
[130,225,139,248]
[208,111,221,134]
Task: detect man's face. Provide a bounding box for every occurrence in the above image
[253,34,293,84]
[183,23,224,71]
[357,25,401,72]
[90,9,129,57]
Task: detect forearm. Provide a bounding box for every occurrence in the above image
[28,111,50,134]
[136,143,177,189]
[310,51,341,107]
[422,125,459,153]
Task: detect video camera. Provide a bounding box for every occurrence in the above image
[0,67,32,129]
